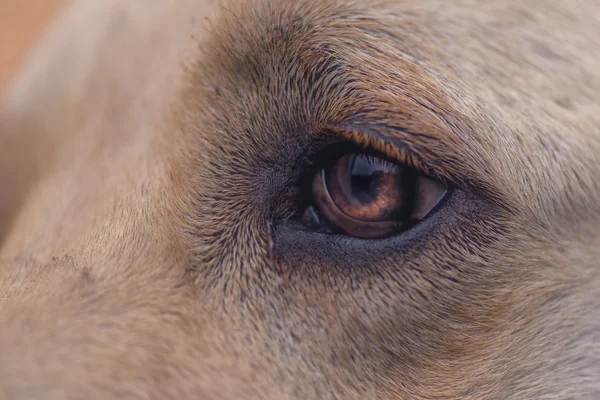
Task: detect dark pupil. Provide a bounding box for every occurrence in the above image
[349,156,387,205]
[326,154,416,222]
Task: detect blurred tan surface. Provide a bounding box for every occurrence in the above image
[0,0,65,97]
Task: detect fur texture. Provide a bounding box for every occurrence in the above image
[0,0,599,398]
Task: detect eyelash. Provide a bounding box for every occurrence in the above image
[302,138,430,187]
[318,127,437,177]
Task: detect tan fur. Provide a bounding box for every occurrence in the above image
[0,0,65,95]
[1,0,599,398]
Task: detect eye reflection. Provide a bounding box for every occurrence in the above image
[326,154,416,222]
[310,153,447,238]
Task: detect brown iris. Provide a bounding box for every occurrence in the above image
[311,153,447,238]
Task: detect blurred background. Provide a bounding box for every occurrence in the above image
[0,0,64,97]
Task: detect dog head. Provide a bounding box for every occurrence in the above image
[1,0,599,398]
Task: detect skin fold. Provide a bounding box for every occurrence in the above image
[0,0,599,398]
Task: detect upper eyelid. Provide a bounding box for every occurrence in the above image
[318,123,454,185]
[308,119,511,215]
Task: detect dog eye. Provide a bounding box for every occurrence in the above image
[308,153,447,238]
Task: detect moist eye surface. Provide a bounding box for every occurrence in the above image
[305,151,447,239]
[324,154,416,222]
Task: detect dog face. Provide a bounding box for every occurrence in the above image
[1,0,599,398]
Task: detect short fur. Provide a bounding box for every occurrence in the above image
[0,0,599,398]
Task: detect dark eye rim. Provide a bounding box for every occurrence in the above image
[272,125,499,276]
